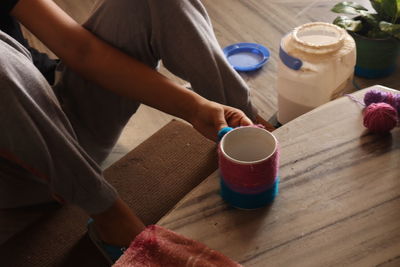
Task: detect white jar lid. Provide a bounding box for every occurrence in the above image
[292,22,345,54]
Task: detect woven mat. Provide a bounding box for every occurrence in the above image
[0,120,217,266]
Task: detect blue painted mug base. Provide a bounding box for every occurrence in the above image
[220,177,280,210]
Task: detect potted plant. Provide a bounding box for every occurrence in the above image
[331,0,400,78]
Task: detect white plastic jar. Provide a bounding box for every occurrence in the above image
[276,22,356,124]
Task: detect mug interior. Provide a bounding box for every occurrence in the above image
[220,127,277,164]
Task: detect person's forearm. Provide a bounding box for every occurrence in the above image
[12,0,205,123]
[67,34,205,123]
[76,40,206,122]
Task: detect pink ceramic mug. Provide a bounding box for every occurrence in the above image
[218,126,280,209]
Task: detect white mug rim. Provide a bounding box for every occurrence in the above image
[220,127,278,165]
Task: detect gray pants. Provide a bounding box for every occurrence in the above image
[0,0,253,214]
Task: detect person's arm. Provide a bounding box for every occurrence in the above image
[11,0,252,140]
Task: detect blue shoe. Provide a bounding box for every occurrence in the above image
[87,218,126,264]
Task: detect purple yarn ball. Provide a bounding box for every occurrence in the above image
[394,93,400,114]
[383,92,396,107]
[363,90,386,106]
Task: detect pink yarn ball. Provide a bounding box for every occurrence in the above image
[363,103,398,133]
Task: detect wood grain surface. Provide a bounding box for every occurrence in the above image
[158,85,400,267]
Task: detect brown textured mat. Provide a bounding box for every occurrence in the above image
[0,120,218,266]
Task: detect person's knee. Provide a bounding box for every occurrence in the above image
[0,49,51,110]
[82,0,160,68]
[0,30,32,61]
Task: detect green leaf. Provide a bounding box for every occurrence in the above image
[333,16,363,31]
[370,0,386,18]
[331,1,368,15]
[359,10,380,27]
[379,21,400,38]
[380,0,400,21]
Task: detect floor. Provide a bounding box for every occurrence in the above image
[22,0,400,169]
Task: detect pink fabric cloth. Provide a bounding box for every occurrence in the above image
[113,225,243,267]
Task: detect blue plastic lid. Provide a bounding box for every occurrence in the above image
[223,42,270,72]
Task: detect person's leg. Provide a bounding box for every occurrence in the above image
[55,0,264,167]
[0,30,111,216]
[0,14,58,85]
[147,0,255,117]
[60,0,254,119]
[53,0,153,165]
[144,0,271,127]
[0,29,145,247]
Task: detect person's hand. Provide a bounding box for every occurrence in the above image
[188,100,253,141]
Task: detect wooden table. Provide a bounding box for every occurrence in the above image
[158,85,400,267]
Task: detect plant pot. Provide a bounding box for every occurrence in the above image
[349,31,400,79]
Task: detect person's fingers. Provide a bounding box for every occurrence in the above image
[224,106,252,127]
[239,114,252,126]
[214,107,228,131]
